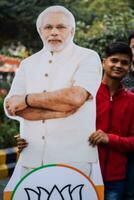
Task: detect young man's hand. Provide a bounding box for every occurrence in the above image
[14,134,28,153]
[88,129,109,146]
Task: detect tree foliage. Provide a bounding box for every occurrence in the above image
[0,94,19,148]
[74,0,134,57]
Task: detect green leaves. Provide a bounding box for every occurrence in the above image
[0,95,19,148]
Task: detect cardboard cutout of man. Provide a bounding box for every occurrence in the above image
[4,5,103,199]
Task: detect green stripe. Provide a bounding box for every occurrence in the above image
[11,164,57,199]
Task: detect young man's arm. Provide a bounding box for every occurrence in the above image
[14,135,28,153]
[89,129,134,152]
[89,129,109,146]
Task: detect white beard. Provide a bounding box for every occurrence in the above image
[44,35,73,52]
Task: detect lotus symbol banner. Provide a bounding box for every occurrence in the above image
[25,184,84,200]
[11,164,100,200]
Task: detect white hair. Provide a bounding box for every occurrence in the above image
[36,5,75,36]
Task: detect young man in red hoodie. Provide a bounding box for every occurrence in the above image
[89,41,134,200]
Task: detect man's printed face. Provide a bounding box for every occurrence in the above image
[103,53,131,80]
[40,12,74,52]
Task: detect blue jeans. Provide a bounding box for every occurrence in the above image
[104,180,125,200]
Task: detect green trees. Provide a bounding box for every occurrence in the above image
[0,94,19,148]
[74,0,134,56]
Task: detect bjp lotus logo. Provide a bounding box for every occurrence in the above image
[24,184,84,200]
[11,164,101,200]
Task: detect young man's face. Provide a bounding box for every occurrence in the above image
[103,53,131,80]
[40,12,74,52]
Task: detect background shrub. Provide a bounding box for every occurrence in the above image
[0,93,19,149]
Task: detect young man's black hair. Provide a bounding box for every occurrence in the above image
[105,41,132,61]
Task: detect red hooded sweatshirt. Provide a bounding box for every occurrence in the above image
[97,81,134,181]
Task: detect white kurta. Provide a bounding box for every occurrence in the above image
[5,42,102,169]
